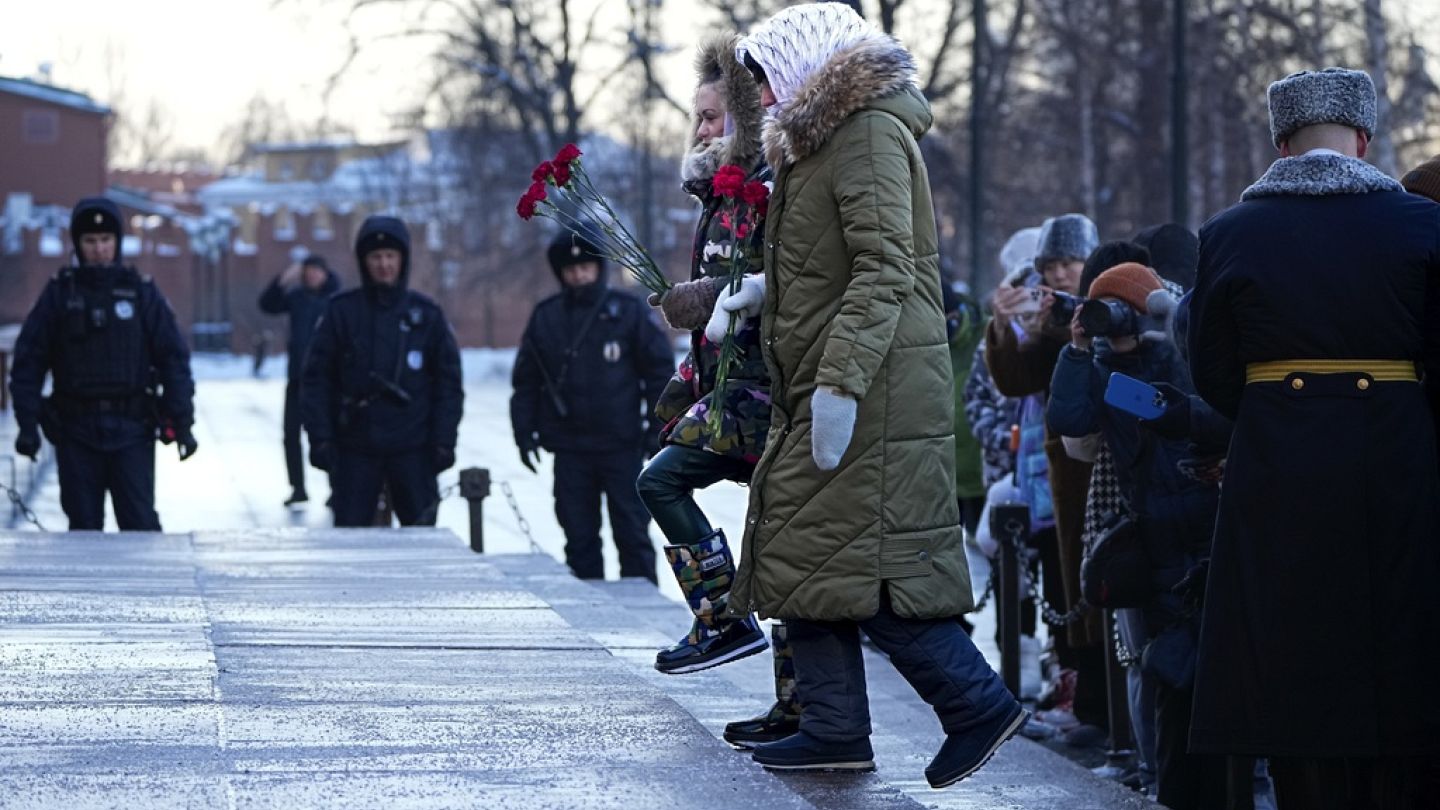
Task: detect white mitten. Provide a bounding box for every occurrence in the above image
[811,386,857,471]
[704,273,766,343]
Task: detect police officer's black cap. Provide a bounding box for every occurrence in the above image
[546,228,606,277]
[301,254,329,270]
[70,196,124,256]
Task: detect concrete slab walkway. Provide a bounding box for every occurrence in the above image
[0,529,818,810]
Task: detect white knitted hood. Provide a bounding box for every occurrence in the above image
[735,3,879,110]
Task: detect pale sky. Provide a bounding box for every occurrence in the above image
[5,0,1440,166]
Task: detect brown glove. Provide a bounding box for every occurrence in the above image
[655,277,723,331]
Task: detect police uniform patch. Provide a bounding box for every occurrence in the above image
[114,300,134,320]
[603,341,622,362]
[407,350,424,370]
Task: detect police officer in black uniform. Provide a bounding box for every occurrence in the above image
[510,230,674,583]
[9,196,197,531]
[259,254,340,505]
[302,215,463,527]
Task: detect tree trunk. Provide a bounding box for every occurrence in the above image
[1365,0,1399,175]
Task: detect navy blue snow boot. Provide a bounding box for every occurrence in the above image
[924,703,1028,788]
[751,730,875,772]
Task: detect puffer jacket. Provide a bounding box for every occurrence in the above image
[653,33,772,465]
[730,33,971,622]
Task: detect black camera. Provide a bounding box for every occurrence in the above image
[1079,299,1140,338]
[1050,291,1082,326]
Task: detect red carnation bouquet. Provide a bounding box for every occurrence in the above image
[517,143,670,295]
[708,164,770,434]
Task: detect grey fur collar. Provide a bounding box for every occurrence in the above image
[680,33,763,186]
[763,34,917,169]
[1241,151,1403,201]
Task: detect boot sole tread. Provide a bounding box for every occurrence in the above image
[925,708,1028,790]
[654,634,768,675]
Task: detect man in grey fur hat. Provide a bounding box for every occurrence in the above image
[1188,68,1440,809]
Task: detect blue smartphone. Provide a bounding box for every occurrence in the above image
[1104,372,1167,420]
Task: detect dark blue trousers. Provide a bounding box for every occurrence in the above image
[330,448,438,527]
[553,450,655,582]
[788,591,1016,742]
[56,438,159,531]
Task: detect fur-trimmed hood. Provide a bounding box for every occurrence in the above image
[681,33,764,187]
[1241,149,1403,200]
[762,34,930,170]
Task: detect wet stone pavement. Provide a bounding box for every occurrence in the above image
[0,527,1150,810]
[0,358,1151,808]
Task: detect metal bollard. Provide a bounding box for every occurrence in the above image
[1097,609,1136,778]
[459,467,492,553]
[991,502,1029,700]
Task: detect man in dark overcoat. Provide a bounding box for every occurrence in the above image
[1188,67,1440,809]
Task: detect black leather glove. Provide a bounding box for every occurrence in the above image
[14,429,40,461]
[434,445,456,472]
[518,442,541,474]
[310,441,335,472]
[1139,382,1192,440]
[177,430,199,461]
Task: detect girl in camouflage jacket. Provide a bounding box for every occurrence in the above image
[635,33,798,749]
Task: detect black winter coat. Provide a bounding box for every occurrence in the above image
[1048,340,1220,606]
[1188,182,1440,758]
[10,264,194,451]
[511,287,674,455]
[258,270,340,378]
[302,287,463,456]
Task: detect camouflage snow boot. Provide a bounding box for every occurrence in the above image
[655,529,767,675]
[723,620,803,748]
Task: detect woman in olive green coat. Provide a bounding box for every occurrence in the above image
[712,3,1023,787]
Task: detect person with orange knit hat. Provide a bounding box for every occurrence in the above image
[1046,262,1244,810]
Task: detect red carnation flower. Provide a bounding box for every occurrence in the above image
[528,180,548,202]
[741,181,769,208]
[554,143,582,164]
[532,161,554,183]
[552,161,572,186]
[712,164,746,198]
[516,193,538,221]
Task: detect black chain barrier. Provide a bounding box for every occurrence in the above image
[408,475,544,556]
[1,480,46,532]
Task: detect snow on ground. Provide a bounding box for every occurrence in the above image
[11,350,1008,665]
[20,350,750,606]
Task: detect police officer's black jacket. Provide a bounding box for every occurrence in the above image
[511,283,674,455]
[258,268,340,379]
[11,263,195,448]
[301,226,463,456]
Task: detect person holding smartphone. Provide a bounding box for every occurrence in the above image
[1046,262,1239,810]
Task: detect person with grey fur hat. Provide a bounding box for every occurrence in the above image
[1188,67,1440,809]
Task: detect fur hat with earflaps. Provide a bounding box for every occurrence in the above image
[1268,68,1377,149]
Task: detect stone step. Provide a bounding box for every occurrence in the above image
[0,529,822,809]
[487,552,1152,810]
